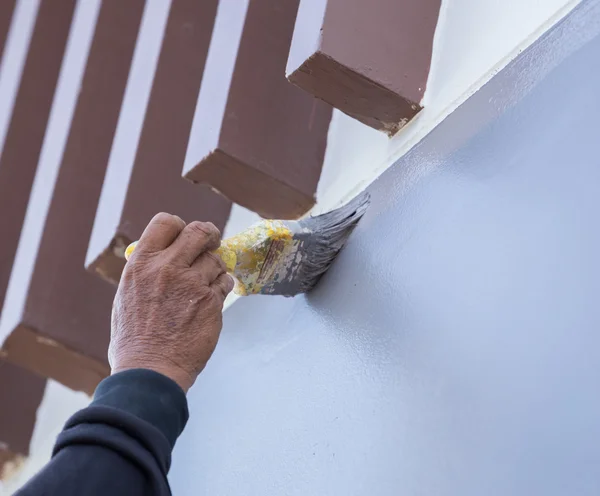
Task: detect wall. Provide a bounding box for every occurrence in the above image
[169,2,600,495]
[0,0,588,491]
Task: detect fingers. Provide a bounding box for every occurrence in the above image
[166,221,221,266]
[136,213,185,255]
[211,273,235,300]
[191,252,226,284]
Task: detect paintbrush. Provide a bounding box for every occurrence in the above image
[125,192,370,297]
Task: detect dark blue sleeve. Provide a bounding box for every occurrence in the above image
[15,369,189,496]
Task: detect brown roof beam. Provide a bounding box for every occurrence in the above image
[0,362,46,480]
[0,0,145,395]
[0,0,76,316]
[182,0,332,220]
[286,0,442,136]
[0,0,16,60]
[86,0,231,285]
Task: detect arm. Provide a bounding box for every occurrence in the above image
[18,369,187,495]
[16,214,234,496]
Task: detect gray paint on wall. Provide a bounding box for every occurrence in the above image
[170,2,600,494]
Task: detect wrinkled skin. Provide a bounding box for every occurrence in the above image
[109,213,234,392]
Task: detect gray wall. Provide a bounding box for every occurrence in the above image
[170,3,600,495]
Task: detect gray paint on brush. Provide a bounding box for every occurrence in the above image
[171,2,600,495]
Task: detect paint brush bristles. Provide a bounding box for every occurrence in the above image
[240,192,370,296]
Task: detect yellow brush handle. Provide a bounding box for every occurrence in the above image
[124,240,237,273]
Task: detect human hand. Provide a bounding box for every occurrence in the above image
[109,213,234,392]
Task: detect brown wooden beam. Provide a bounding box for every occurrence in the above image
[0,0,16,60]
[182,0,332,220]
[0,0,76,316]
[0,362,46,480]
[286,0,442,135]
[87,0,231,284]
[0,1,145,395]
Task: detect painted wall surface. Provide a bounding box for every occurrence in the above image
[170,3,600,495]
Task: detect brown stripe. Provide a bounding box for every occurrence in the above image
[87,0,231,284]
[3,325,107,395]
[0,361,46,457]
[1,0,145,394]
[182,0,332,220]
[0,0,16,61]
[0,0,76,314]
[287,0,442,135]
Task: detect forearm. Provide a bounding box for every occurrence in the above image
[16,370,188,496]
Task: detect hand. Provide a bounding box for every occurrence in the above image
[109,213,235,392]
